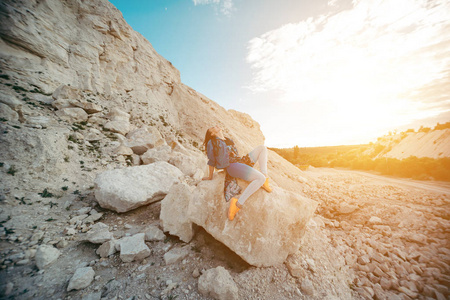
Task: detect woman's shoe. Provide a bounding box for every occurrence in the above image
[262,177,272,193]
[228,197,240,221]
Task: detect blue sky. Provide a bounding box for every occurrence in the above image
[109,0,450,147]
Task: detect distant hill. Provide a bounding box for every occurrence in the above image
[271,122,450,181]
[366,126,450,160]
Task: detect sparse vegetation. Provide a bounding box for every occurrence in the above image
[7,165,17,176]
[38,188,54,198]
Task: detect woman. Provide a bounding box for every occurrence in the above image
[202,126,272,221]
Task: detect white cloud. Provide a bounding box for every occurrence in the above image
[246,0,450,146]
[192,0,234,15]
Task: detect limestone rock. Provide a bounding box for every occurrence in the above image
[117,233,151,262]
[104,120,130,136]
[114,145,133,156]
[141,145,171,165]
[52,84,81,100]
[35,245,61,269]
[85,222,113,244]
[164,246,190,265]
[73,101,102,114]
[301,279,315,296]
[25,116,52,127]
[369,216,382,225]
[94,162,184,213]
[169,151,206,177]
[67,267,95,291]
[188,174,318,267]
[143,225,166,242]
[51,99,74,110]
[125,126,166,155]
[56,107,88,123]
[107,107,130,121]
[160,183,194,243]
[96,240,118,258]
[0,93,22,109]
[84,128,104,141]
[0,103,19,122]
[198,266,238,300]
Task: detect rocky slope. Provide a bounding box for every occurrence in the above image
[0,0,449,300]
[367,129,450,160]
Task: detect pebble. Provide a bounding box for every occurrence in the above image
[192,268,200,278]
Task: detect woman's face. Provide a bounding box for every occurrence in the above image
[209,126,222,137]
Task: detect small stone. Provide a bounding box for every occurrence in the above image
[198,266,238,300]
[67,267,95,291]
[35,245,61,270]
[192,268,200,278]
[357,255,370,265]
[164,246,190,265]
[96,240,118,258]
[144,225,166,242]
[4,282,13,296]
[300,279,314,296]
[85,222,113,244]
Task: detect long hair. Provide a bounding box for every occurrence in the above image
[203,128,214,153]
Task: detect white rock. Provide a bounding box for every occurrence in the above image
[51,99,74,110]
[141,145,171,165]
[198,266,238,300]
[160,182,194,242]
[85,222,113,244]
[35,245,61,269]
[56,107,89,123]
[188,174,318,267]
[67,267,95,291]
[73,101,102,114]
[0,93,22,109]
[144,225,166,242]
[84,213,103,224]
[301,279,315,296]
[369,216,382,225]
[107,107,130,121]
[125,126,166,155]
[164,246,190,265]
[117,233,151,262]
[114,145,133,156]
[0,103,19,122]
[104,120,130,135]
[169,151,206,177]
[26,116,52,127]
[84,128,104,141]
[94,162,184,213]
[52,84,81,100]
[96,240,118,258]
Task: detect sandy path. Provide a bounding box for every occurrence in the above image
[310,167,450,195]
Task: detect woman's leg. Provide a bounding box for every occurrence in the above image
[248,145,268,176]
[226,163,266,206]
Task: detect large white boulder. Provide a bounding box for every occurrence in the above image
[160,182,194,242]
[188,173,318,267]
[94,162,184,213]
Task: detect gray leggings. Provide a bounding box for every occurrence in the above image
[226,145,269,205]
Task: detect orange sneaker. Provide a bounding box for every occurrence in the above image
[262,177,272,193]
[228,197,240,221]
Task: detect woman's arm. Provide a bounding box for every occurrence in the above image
[202,165,215,180]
